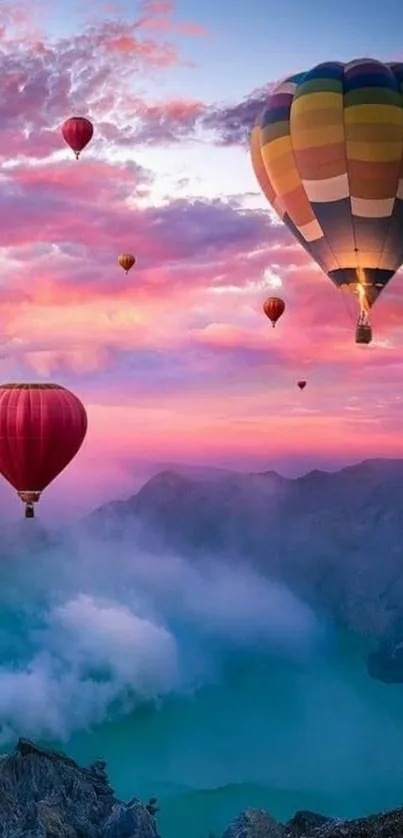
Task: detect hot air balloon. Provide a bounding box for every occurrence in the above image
[297,380,306,390]
[250,60,403,345]
[263,296,285,327]
[61,116,94,159]
[0,383,87,517]
[117,253,136,274]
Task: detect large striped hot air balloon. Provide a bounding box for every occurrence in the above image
[251,60,403,345]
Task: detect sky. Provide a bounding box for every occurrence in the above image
[1,0,403,520]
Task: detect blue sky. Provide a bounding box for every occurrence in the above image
[43,0,403,103]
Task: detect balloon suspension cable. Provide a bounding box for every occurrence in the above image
[355,259,372,344]
[357,309,370,327]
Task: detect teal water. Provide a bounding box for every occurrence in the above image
[53,636,403,838]
[1,537,403,838]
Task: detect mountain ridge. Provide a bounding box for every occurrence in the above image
[87,456,403,515]
[3,458,403,681]
[81,457,403,681]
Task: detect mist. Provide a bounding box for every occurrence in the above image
[0,533,321,742]
[0,527,403,835]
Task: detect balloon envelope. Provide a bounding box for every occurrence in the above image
[0,383,87,494]
[297,380,307,390]
[61,116,93,158]
[117,253,136,273]
[263,296,285,326]
[251,60,403,312]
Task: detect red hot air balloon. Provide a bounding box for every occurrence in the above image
[297,380,307,390]
[0,383,87,517]
[61,116,94,159]
[263,296,285,327]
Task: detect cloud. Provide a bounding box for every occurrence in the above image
[0,122,284,382]
[0,531,401,812]
[0,593,181,741]
[137,0,209,37]
[120,97,207,144]
[0,0,207,161]
[201,87,271,146]
[111,86,271,147]
[0,542,321,742]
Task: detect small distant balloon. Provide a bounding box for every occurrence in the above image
[117,253,136,274]
[61,116,94,159]
[263,296,285,327]
[297,380,307,390]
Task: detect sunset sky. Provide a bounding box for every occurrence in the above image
[1,0,403,520]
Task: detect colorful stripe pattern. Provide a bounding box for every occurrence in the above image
[250,60,403,304]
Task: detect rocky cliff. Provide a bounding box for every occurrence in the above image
[0,738,159,838]
[1,739,402,837]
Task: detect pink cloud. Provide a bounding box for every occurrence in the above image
[174,22,209,36]
[109,95,207,144]
[191,323,271,351]
[98,25,179,66]
[11,157,150,198]
[137,15,209,37]
[0,149,402,396]
[140,1,174,13]
[0,0,209,162]
[0,1,45,43]
[136,98,205,121]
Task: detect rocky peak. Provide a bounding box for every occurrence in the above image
[0,739,159,838]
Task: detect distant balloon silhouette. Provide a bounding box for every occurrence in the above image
[117,253,136,274]
[61,116,94,159]
[297,380,307,390]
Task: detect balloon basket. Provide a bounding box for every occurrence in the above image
[355,323,372,345]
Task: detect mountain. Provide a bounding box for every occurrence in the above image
[0,738,401,837]
[83,459,403,678]
[85,466,289,554]
[0,738,158,837]
[225,806,403,837]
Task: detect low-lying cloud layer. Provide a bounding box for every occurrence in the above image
[0,537,321,743]
[2,531,403,825]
